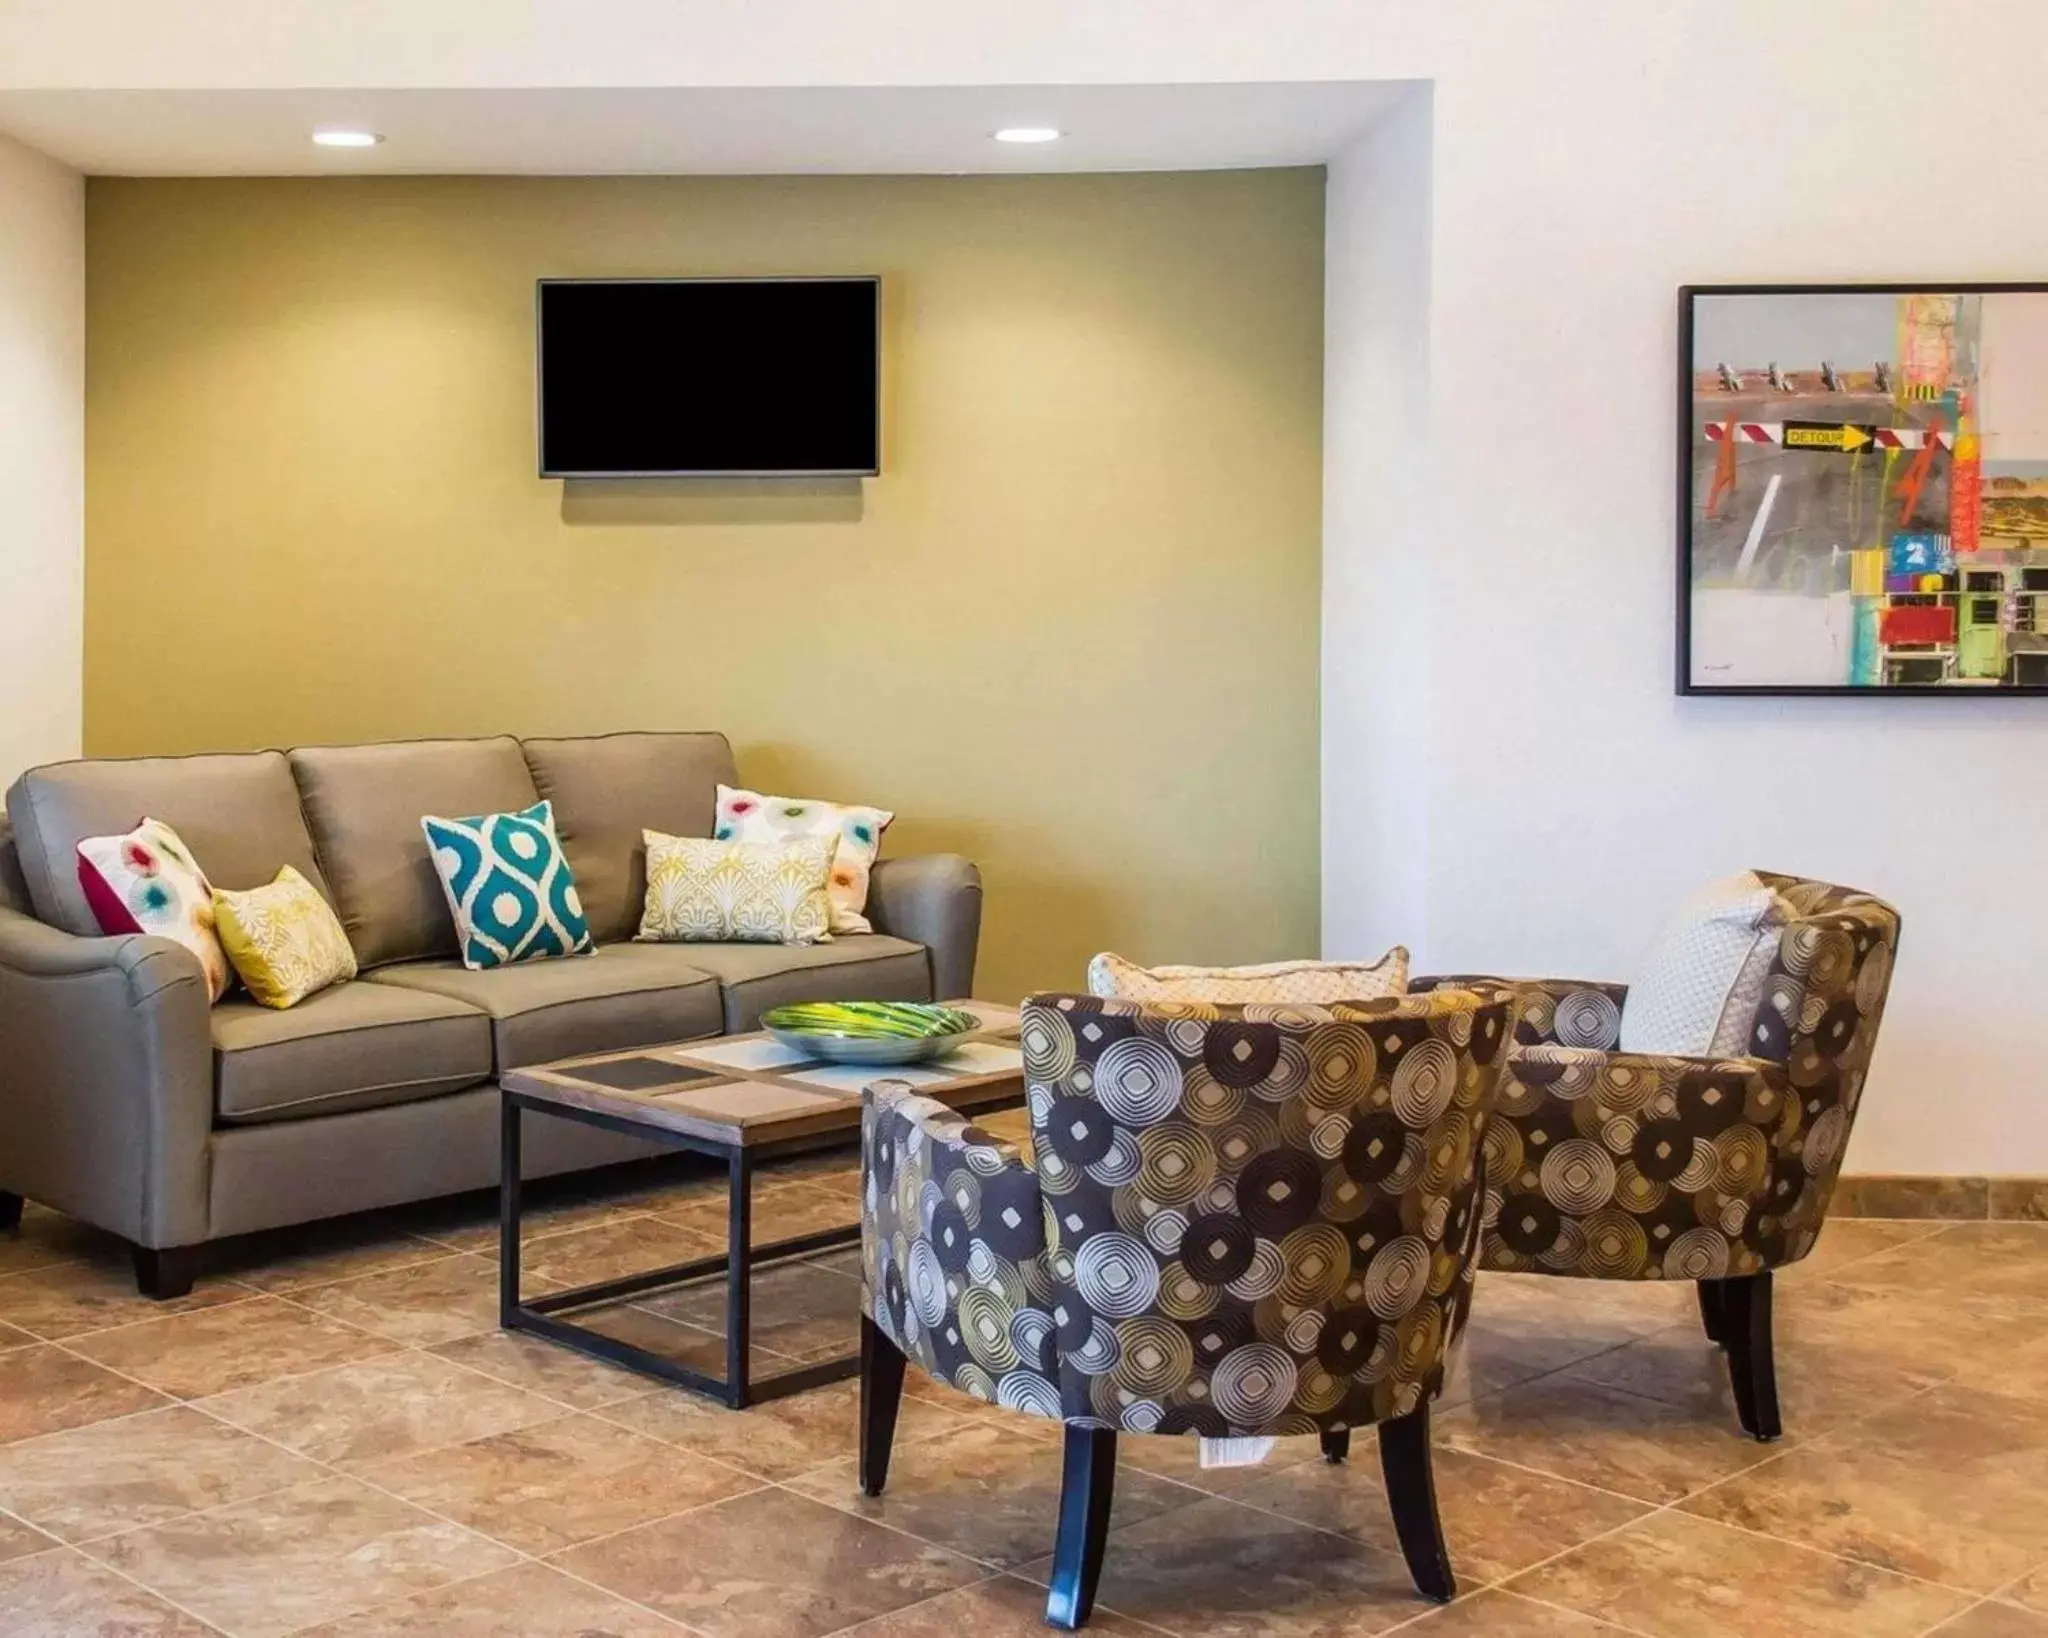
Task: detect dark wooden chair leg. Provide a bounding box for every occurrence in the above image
[1320,1427,1351,1464]
[1378,1404,1456,1604]
[1045,1425,1118,1631]
[1719,1270,1782,1442]
[133,1244,200,1300]
[858,1314,907,1497]
[0,1191,22,1233]
[1697,1278,1727,1346]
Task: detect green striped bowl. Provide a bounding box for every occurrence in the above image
[760,1001,981,1066]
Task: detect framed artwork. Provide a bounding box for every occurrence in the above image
[1679,282,2048,695]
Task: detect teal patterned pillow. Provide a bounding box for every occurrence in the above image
[420,799,594,970]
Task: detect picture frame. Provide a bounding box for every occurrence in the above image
[1678,281,2048,696]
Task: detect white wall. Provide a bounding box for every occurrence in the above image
[1325,4,2048,1178]
[0,133,83,787]
[1322,86,1431,959]
[3,0,2045,1174]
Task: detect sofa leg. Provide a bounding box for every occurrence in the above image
[858,1314,907,1497]
[1320,1428,1351,1465]
[1697,1279,1727,1346]
[1379,1404,1456,1604]
[0,1191,21,1233]
[1718,1270,1782,1442]
[134,1244,200,1300]
[1045,1424,1117,1631]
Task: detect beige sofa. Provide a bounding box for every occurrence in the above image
[0,732,981,1297]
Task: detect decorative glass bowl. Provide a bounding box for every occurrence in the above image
[759,1001,982,1066]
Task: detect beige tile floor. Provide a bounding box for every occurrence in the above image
[0,1137,2043,1638]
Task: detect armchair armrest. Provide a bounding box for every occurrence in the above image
[860,1082,1060,1415]
[0,903,214,1248]
[1415,974,1628,1050]
[1487,1043,1813,1277]
[866,854,982,1001]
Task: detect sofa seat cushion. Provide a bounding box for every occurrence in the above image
[212,981,493,1126]
[677,934,932,1032]
[364,944,723,1070]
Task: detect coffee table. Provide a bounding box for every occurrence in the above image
[498,999,1023,1409]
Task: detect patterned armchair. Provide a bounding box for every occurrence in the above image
[859,985,1521,1629]
[1417,873,1899,1441]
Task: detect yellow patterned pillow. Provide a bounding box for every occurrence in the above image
[214,866,359,1009]
[637,832,835,946]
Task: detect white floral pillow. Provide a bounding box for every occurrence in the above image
[715,784,893,935]
[76,818,233,1003]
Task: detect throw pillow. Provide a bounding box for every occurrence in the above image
[214,866,358,1009]
[1087,948,1410,1005]
[75,817,232,1003]
[715,784,893,935]
[638,832,835,945]
[1618,871,1788,1057]
[420,799,595,971]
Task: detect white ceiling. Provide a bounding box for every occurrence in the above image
[0,82,1413,177]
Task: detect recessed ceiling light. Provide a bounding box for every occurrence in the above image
[311,129,383,148]
[993,127,1062,144]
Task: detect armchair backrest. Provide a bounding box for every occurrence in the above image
[1746,873,1899,1072]
[1020,986,1520,1435]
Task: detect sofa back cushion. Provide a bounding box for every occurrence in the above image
[0,816,31,917]
[521,732,736,943]
[5,752,332,937]
[290,737,539,967]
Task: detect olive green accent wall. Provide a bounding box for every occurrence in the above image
[84,171,1324,1001]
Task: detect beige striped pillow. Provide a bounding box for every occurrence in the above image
[1086,948,1409,1005]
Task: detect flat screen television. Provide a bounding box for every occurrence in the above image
[537,277,880,478]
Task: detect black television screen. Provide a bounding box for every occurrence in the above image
[537,277,880,477]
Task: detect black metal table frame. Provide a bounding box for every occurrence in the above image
[498,1088,865,1409]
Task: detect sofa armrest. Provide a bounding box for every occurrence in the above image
[1414,974,1628,1050]
[860,1082,1061,1415]
[866,854,982,1001]
[0,904,214,1248]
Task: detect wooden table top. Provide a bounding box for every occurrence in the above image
[500,1000,1024,1147]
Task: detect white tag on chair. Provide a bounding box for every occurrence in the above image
[1198,1436,1277,1469]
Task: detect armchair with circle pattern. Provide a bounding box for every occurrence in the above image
[857,984,1521,1629]
[1415,872,1900,1441]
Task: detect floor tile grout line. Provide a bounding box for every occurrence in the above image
[45,1309,409,1408]
[30,1335,700,1555]
[0,1376,183,1452]
[229,1239,473,1297]
[756,1468,1073,1578]
[25,1535,239,1635]
[126,1382,613,1638]
[1375,1583,1666,1638]
[0,1501,58,1555]
[1653,1464,2012,1605]
[817,1567,1185,1638]
[1985,1562,2048,1607]
[0,1281,277,1348]
[1921,1594,2004,1636]
[1553,1353,1955,1438]
[0,1254,97,1286]
[1428,1431,1752,1513]
[587,1390,975,1485]
[234,1559,697,1638]
[34,1281,399,1353]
